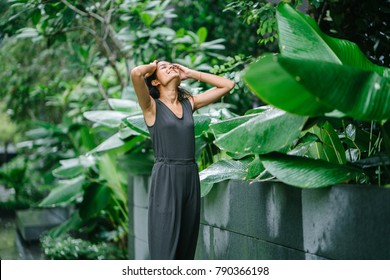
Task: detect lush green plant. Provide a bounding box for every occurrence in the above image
[0,154,50,208]
[0,0,237,257]
[170,0,262,57]
[244,3,389,120]
[224,0,279,48]
[199,2,389,195]
[41,234,127,260]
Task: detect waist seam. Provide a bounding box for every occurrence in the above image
[154,157,195,165]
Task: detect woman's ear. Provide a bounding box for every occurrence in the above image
[151,79,160,86]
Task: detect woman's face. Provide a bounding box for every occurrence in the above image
[155,61,180,86]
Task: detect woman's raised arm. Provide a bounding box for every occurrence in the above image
[173,63,235,111]
[130,61,157,112]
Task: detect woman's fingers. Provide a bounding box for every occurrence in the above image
[173,63,186,71]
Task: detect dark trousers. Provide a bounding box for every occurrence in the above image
[148,161,200,260]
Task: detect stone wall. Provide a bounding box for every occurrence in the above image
[128,176,390,260]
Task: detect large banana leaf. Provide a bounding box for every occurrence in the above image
[90,132,125,153]
[52,155,96,179]
[307,121,346,164]
[243,55,332,116]
[199,159,249,197]
[123,115,149,136]
[52,163,84,179]
[244,54,390,121]
[79,184,112,220]
[47,211,83,238]
[261,152,364,188]
[243,3,390,121]
[276,2,388,76]
[108,98,141,113]
[278,56,390,121]
[39,175,86,207]
[98,153,127,203]
[211,113,265,135]
[83,111,129,128]
[194,115,212,137]
[212,107,307,155]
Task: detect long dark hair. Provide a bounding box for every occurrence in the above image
[145,66,191,102]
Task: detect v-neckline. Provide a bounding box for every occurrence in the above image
[157,99,184,119]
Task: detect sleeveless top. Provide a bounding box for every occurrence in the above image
[147,98,195,161]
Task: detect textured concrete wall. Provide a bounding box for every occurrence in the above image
[128,176,390,260]
[302,186,390,259]
[196,180,307,260]
[128,175,150,260]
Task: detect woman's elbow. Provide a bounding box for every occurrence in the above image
[130,67,142,79]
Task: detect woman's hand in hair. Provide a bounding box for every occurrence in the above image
[172,63,193,80]
[144,60,159,78]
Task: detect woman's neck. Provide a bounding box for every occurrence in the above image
[159,86,179,104]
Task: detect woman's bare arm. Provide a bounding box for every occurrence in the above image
[173,64,235,111]
[130,62,158,126]
[130,61,157,112]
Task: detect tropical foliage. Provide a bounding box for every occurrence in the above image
[0,0,243,258]
[1,0,389,259]
[199,2,389,196]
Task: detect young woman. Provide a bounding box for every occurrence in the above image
[131,60,234,259]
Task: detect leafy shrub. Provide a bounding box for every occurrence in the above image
[41,234,127,260]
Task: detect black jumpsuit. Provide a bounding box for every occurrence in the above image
[147,98,200,260]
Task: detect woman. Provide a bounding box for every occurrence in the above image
[131,60,234,259]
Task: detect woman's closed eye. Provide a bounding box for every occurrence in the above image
[159,64,168,69]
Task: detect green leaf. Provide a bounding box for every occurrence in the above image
[153,27,176,37]
[261,152,364,188]
[15,27,39,39]
[119,126,137,140]
[244,53,390,121]
[98,153,127,203]
[243,54,332,116]
[140,12,154,26]
[288,132,320,156]
[78,125,96,151]
[52,156,96,179]
[83,111,128,128]
[39,176,86,207]
[278,56,390,121]
[244,106,272,115]
[197,27,208,43]
[53,164,84,179]
[307,121,346,164]
[199,159,249,197]
[194,115,211,137]
[122,115,149,136]
[213,107,307,155]
[79,185,112,220]
[90,132,125,153]
[211,114,261,136]
[47,211,83,238]
[108,99,140,113]
[246,155,265,179]
[244,3,390,121]
[276,3,388,77]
